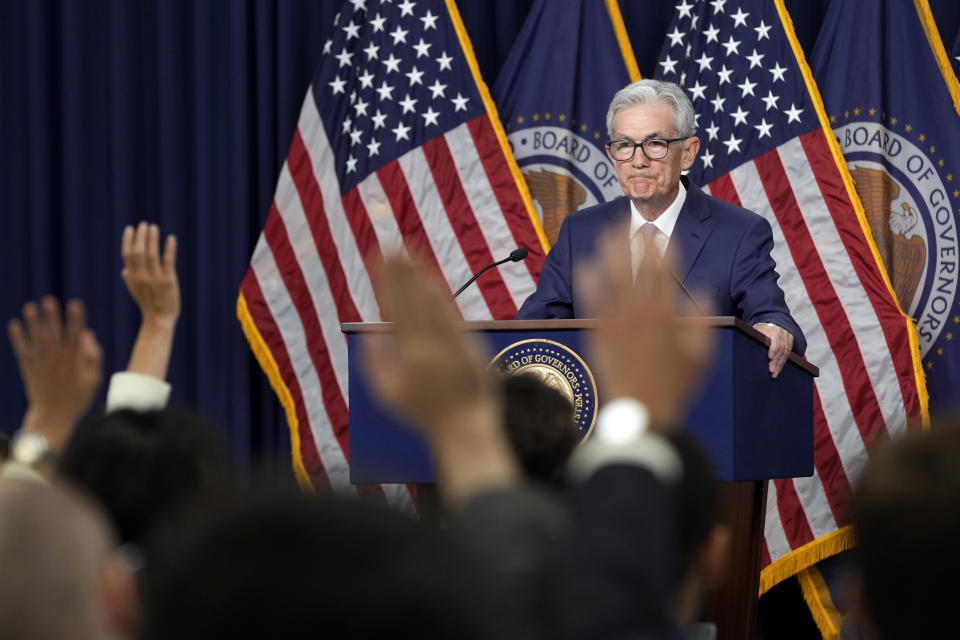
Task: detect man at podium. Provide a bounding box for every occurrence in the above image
[516,79,804,378]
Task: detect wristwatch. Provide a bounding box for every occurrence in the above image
[10,431,57,467]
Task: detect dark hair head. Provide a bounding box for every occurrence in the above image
[58,407,233,544]
[668,431,720,582]
[852,421,960,639]
[501,372,580,488]
[144,492,493,640]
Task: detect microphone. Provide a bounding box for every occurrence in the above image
[452,248,528,299]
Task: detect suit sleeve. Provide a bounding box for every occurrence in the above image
[731,216,807,355]
[515,216,575,319]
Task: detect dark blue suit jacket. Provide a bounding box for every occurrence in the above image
[516,177,806,355]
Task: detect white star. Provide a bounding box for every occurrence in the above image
[755,118,773,138]
[358,69,375,89]
[676,0,694,19]
[428,79,447,98]
[710,93,726,112]
[770,62,787,82]
[436,51,454,71]
[738,77,757,97]
[660,56,678,75]
[349,0,366,12]
[784,103,803,123]
[680,71,687,85]
[746,49,764,69]
[335,49,353,68]
[710,0,727,12]
[761,90,780,111]
[363,42,379,60]
[701,150,715,168]
[334,11,340,26]
[370,13,386,32]
[342,20,360,39]
[695,52,714,72]
[390,25,409,45]
[451,92,469,111]
[329,76,346,94]
[730,7,749,28]
[349,90,357,104]
[323,39,333,55]
[405,66,424,86]
[723,133,742,153]
[705,121,720,141]
[371,109,387,129]
[366,139,382,157]
[667,27,684,47]
[721,35,741,56]
[420,10,438,30]
[685,43,692,59]
[382,53,401,73]
[730,106,749,126]
[754,20,771,40]
[341,117,353,134]
[350,129,363,145]
[422,106,440,126]
[353,98,369,117]
[413,38,432,58]
[393,122,412,141]
[376,81,395,101]
[398,0,416,17]
[704,24,720,43]
[690,13,700,29]
[345,155,358,173]
[717,64,734,84]
[399,94,418,114]
[689,81,707,101]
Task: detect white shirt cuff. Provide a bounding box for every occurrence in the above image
[105,372,171,412]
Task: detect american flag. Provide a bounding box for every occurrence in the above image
[656,0,926,592]
[238,0,546,500]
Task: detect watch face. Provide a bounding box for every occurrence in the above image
[12,432,51,466]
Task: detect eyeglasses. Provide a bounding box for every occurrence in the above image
[606,137,688,161]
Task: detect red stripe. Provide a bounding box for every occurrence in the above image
[773,478,815,549]
[761,540,771,568]
[287,129,361,324]
[798,130,921,424]
[811,387,853,527]
[341,188,386,319]
[240,269,330,491]
[261,204,353,461]
[707,172,742,207]
[752,149,889,452]
[465,115,544,279]
[422,135,518,319]
[374,160,459,306]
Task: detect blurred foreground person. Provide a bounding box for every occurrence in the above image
[845,422,960,640]
[143,491,495,640]
[0,480,137,640]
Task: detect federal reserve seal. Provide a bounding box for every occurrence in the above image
[835,120,959,357]
[489,339,598,441]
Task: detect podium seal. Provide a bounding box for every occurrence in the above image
[489,339,598,441]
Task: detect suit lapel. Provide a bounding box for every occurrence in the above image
[667,177,713,281]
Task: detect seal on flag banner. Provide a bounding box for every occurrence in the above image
[493,0,641,245]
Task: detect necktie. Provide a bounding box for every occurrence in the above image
[632,222,661,280]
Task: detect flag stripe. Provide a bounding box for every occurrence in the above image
[444,123,537,310]
[812,388,852,526]
[240,271,331,491]
[356,172,408,257]
[752,148,889,451]
[466,116,544,281]
[774,477,816,549]
[764,481,794,560]
[707,172,743,206]
[421,134,518,318]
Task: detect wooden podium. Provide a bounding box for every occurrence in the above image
[343,318,817,640]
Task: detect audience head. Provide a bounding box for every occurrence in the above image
[851,421,960,639]
[144,491,494,640]
[58,407,233,544]
[501,372,580,488]
[0,479,136,640]
[667,432,728,624]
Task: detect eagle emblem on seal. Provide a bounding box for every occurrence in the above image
[523,168,587,245]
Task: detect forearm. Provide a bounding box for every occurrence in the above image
[126,316,176,380]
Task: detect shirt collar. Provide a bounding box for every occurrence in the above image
[629,180,687,240]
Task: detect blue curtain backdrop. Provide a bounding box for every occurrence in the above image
[2,0,959,472]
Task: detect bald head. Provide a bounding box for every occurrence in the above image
[0,480,117,640]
